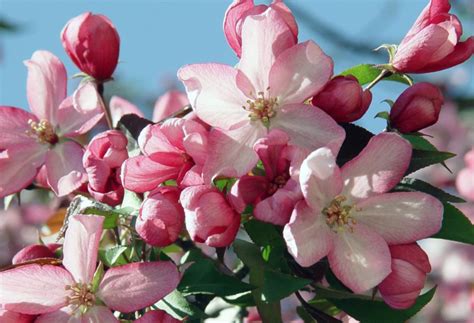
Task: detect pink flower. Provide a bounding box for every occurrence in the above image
[392,0,474,73]
[83,130,129,206]
[61,12,120,81]
[0,214,180,320]
[230,129,302,225]
[389,82,444,133]
[135,310,180,323]
[311,75,372,123]
[12,244,57,265]
[283,133,443,292]
[179,9,344,181]
[224,0,298,57]
[121,118,208,193]
[456,149,474,201]
[136,186,185,247]
[0,51,104,197]
[378,243,431,309]
[181,185,240,247]
[153,90,190,122]
[109,96,144,127]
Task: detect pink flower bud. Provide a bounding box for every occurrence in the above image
[312,75,372,123]
[61,12,120,80]
[379,243,431,309]
[181,185,240,247]
[135,310,180,323]
[136,187,184,247]
[12,244,56,265]
[392,0,474,73]
[390,82,444,133]
[83,130,128,206]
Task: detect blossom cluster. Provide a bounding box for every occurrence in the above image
[0,0,473,322]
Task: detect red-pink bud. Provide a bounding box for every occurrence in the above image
[378,243,431,309]
[136,187,184,247]
[390,82,444,133]
[61,12,120,80]
[181,185,240,247]
[392,0,474,73]
[312,75,372,123]
[12,244,57,265]
[83,130,128,206]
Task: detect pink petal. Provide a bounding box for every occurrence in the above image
[269,41,333,105]
[178,63,249,130]
[239,8,296,91]
[109,95,144,127]
[0,264,73,315]
[0,143,47,198]
[56,83,104,137]
[341,133,412,202]
[271,104,345,158]
[203,123,266,181]
[223,0,255,57]
[232,175,269,206]
[254,128,290,180]
[0,309,35,323]
[45,141,87,196]
[153,90,189,122]
[136,310,180,323]
[35,308,76,323]
[24,50,67,125]
[82,306,118,322]
[138,123,182,157]
[0,106,38,148]
[270,0,299,41]
[299,147,343,210]
[456,168,474,201]
[12,244,56,264]
[63,214,104,284]
[283,201,334,267]
[98,261,180,313]
[355,192,443,244]
[328,224,391,293]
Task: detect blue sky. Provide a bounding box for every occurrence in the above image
[1,0,472,133]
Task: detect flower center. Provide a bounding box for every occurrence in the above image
[65,283,95,312]
[267,173,290,195]
[26,119,58,145]
[322,195,357,232]
[243,91,278,127]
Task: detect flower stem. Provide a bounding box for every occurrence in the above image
[97,82,113,129]
[364,69,390,91]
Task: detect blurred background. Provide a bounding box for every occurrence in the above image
[0,0,473,322]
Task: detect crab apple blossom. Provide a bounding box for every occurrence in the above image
[0,309,35,323]
[0,51,104,198]
[136,186,185,247]
[311,75,372,123]
[455,149,474,201]
[109,96,144,127]
[121,118,208,193]
[283,133,443,292]
[230,129,302,226]
[61,12,120,81]
[223,0,298,57]
[0,214,180,321]
[181,185,240,247]
[83,130,129,206]
[11,244,57,265]
[179,8,345,181]
[392,0,474,73]
[153,90,190,122]
[378,243,431,309]
[389,82,444,133]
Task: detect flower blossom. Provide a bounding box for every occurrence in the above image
[283,133,443,292]
[109,96,144,127]
[153,90,190,122]
[0,214,180,321]
[179,8,344,181]
[455,149,474,201]
[0,50,104,197]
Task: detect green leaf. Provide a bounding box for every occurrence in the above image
[120,189,142,211]
[402,134,437,151]
[155,290,206,320]
[311,285,375,301]
[261,270,311,302]
[91,262,105,293]
[432,203,474,244]
[178,258,253,297]
[339,64,412,86]
[99,246,128,267]
[406,149,456,175]
[374,111,390,120]
[330,287,437,323]
[393,178,465,203]
[82,208,119,229]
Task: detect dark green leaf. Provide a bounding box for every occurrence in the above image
[406,150,456,175]
[432,203,474,244]
[261,270,311,302]
[297,306,317,323]
[99,246,128,267]
[393,178,465,203]
[82,208,119,229]
[339,64,412,86]
[155,290,207,320]
[336,124,374,167]
[374,111,390,120]
[402,134,437,151]
[224,291,255,307]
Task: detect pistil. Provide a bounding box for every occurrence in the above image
[322,195,358,232]
[26,119,58,145]
[243,91,278,127]
[65,283,95,312]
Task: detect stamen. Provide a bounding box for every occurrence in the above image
[243,90,278,127]
[65,283,95,312]
[322,195,358,232]
[25,119,58,145]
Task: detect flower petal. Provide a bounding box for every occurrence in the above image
[35,307,76,323]
[178,63,249,130]
[135,310,180,323]
[328,224,391,293]
[82,306,118,323]
[269,41,333,105]
[45,141,87,196]
[0,106,38,148]
[63,214,104,284]
[341,133,412,202]
[355,192,443,244]
[153,90,189,123]
[24,50,67,125]
[110,95,144,127]
[0,264,73,315]
[0,309,35,323]
[283,201,334,267]
[98,261,180,313]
